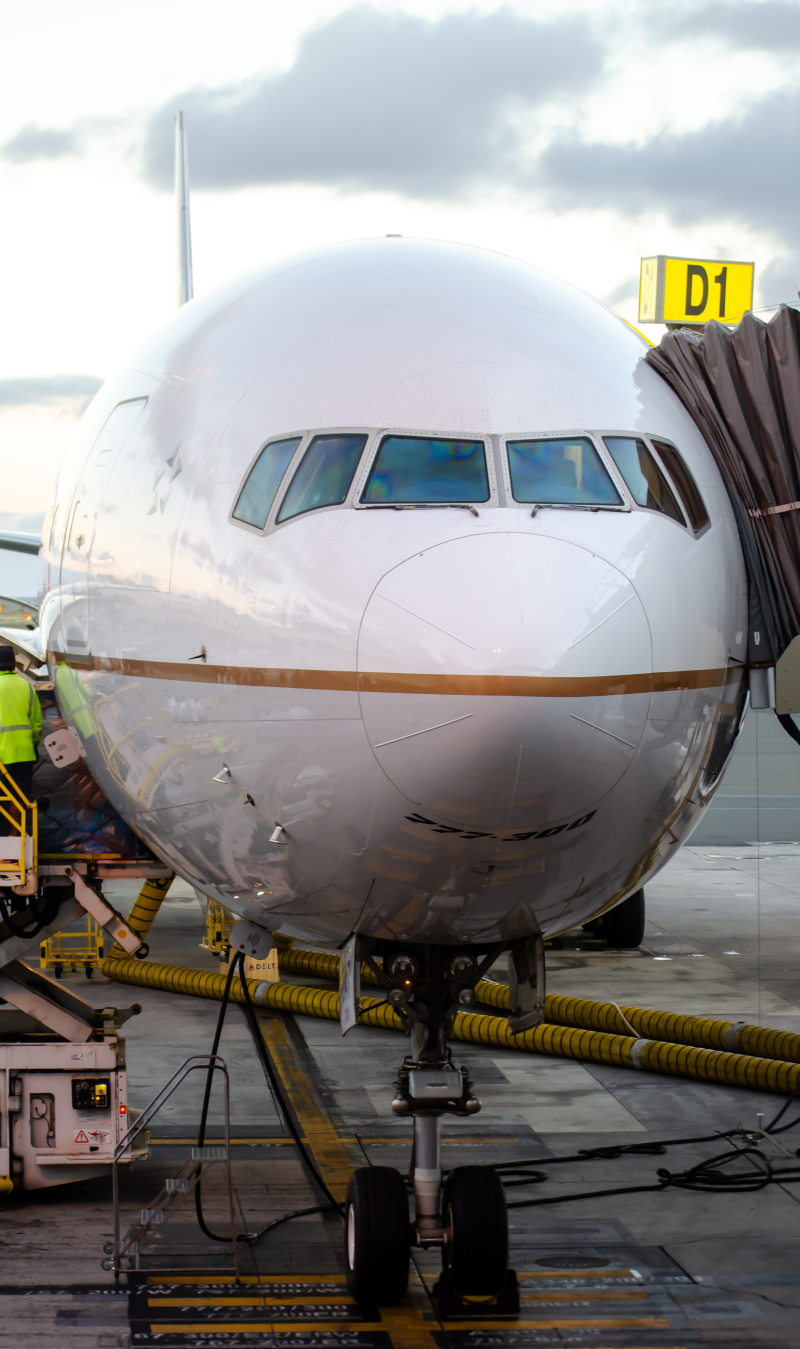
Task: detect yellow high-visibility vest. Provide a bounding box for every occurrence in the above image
[0,671,42,764]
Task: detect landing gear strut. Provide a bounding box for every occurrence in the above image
[344,941,531,1307]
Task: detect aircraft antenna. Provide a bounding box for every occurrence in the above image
[175,110,194,306]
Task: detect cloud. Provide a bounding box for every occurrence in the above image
[538,86,800,247]
[0,374,103,410]
[660,0,800,49]
[141,5,604,197]
[759,251,800,306]
[2,124,82,164]
[0,511,44,534]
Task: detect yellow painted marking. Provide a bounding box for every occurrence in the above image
[152,1325,384,1335]
[150,1296,355,1307]
[441,1318,669,1330]
[257,1010,353,1204]
[148,1133,521,1146]
[361,1135,522,1145]
[148,1137,294,1146]
[378,1266,441,1349]
[145,1273,346,1285]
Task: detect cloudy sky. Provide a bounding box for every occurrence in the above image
[2,0,798,529]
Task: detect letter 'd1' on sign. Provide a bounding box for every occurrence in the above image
[638,255,754,325]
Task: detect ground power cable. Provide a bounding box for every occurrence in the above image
[484,1085,800,1209]
[194,953,240,1244]
[237,954,344,1227]
[194,951,338,1246]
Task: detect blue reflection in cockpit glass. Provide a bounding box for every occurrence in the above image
[362,436,490,503]
[507,437,622,505]
[232,436,301,529]
[277,434,368,523]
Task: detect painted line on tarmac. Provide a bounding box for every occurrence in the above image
[256,1008,353,1204]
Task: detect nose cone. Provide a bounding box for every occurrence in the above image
[358,531,652,832]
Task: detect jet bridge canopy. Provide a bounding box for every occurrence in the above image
[646,308,800,666]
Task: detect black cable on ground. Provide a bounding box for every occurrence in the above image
[237,954,344,1225]
[491,1086,800,1210]
[193,951,340,1249]
[194,952,240,1243]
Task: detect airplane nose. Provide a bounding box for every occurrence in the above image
[357,531,652,832]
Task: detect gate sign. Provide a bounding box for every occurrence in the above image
[639,255,754,325]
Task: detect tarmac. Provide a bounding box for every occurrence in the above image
[2,841,800,1347]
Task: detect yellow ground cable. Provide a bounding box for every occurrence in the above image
[101,955,800,1097]
[110,873,175,954]
[275,946,800,1067]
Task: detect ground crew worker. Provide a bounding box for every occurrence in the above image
[0,646,42,827]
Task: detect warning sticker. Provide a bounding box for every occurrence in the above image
[74,1127,110,1145]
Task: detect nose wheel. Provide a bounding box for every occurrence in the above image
[345,1166,410,1305]
[441,1165,509,1295]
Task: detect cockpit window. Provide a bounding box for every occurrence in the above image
[506,436,622,506]
[232,436,301,529]
[651,439,710,532]
[361,435,490,504]
[277,433,367,523]
[604,436,686,525]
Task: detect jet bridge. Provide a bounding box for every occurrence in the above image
[0,662,172,1193]
[647,308,800,720]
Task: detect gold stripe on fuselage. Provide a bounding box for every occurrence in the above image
[49,652,728,697]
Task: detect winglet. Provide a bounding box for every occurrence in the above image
[175,111,193,307]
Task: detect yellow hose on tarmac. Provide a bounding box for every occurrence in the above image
[102,954,800,1097]
[274,945,800,1068]
[474,980,800,1066]
[115,874,175,950]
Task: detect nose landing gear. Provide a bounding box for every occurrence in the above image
[343,943,521,1311]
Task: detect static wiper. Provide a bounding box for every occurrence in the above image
[392,503,479,517]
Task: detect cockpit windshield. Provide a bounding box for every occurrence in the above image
[361,435,490,504]
[506,436,622,506]
[603,436,685,525]
[277,434,367,523]
[232,436,301,529]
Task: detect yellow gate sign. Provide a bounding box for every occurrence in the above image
[639,255,754,325]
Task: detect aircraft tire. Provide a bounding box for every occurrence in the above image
[599,889,645,948]
[442,1165,508,1295]
[345,1166,410,1305]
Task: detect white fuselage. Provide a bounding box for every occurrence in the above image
[39,239,747,946]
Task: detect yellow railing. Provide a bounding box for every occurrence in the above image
[0,762,37,889]
[40,913,104,977]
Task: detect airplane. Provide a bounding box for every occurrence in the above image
[2,121,749,1303]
